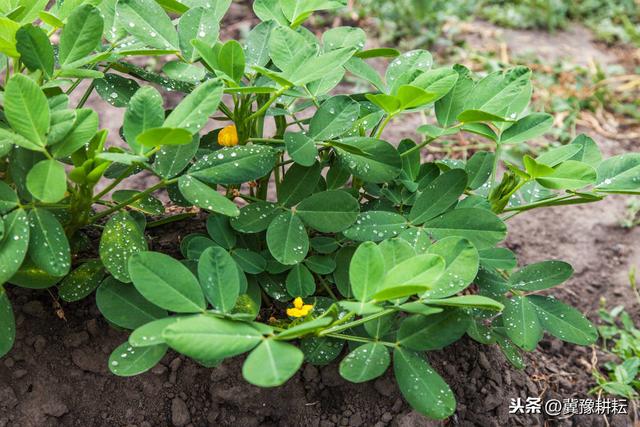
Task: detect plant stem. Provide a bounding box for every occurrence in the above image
[318,308,396,336]
[147,212,198,228]
[246,87,288,122]
[375,114,394,139]
[88,178,177,223]
[322,332,397,347]
[400,137,435,157]
[92,165,136,201]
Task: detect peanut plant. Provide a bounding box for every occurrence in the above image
[1,0,640,420]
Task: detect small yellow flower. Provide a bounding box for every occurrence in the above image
[286,297,313,318]
[218,124,239,147]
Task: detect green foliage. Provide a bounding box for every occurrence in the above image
[0,1,638,421]
[592,304,640,399]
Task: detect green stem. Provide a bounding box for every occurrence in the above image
[375,114,394,139]
[400,137,435,157]
[490,144,502,189]
[246,87,289,122]
[247,138,284,144]
[88,178,177,223]
[92,165,136,201]
[323,333,397,347]
[318,308,396,336]
[147,212,197,228]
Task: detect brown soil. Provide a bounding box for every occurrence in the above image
[2,10,639,427]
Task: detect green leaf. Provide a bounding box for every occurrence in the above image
[386,50,432,93]
[163,314,262,360]
[112,190,164,215]
[49,109,99,159]
[109,341,167,376]
[8,259,60,289]
[266,211,309,265]
[479,247,517,270]
[0,16,20,57]
[116,0,178,50]
[190,145,276,185]
[373,254,445,301]
[595,153,640,193]
[536,145,582,167]
[301,337,343,365]
[569,134,602,167]
[129,317,180,347]
[523,155,554,178]
[343,211,407,242]
[309,95,360,141]
[178,6,220,62]
[398,310,469,350]
[465,151,494,190]
[99,212,147,283]
[97,276,168,329]
[25,159,66,203]
[435,64,473,127]
[277,162,322,207]
[0,182,18,215]
[163,79,223,133]
[500,113,553,144]
[232,249,265,274]
[243,339,304,387]
[409,169,467,225]
[206,214,237,249]
[297,190,360,233]
[245,20,276,67]
[536,161,597,190]
[280,0,345,25]
[230,201,281,233]
[47,110,76,146]
[424,208,506,250]
[58,4,103,66]
[198,246,239,313]
[334,137,401,183]
[129,251,206,313]
[95,73,140,108]
[528,296,598,345]
[0,288,15,357]
[153,136,200,178]
[218,40,245,83]
[178,175,239,217]
[304,255,336,274]
[424,295,504,311]
[0,127,41,152]
[123,86,165,154]
[349,242,385,302]
[16,24,53,77]
[393,348,455,420]
[27,208,70,277]
[457,109,508,123]
[509,260,573,291]
[285,132,317,167]
[465,66,531,118]
[288,47,355,86]
[503,296,543,351]
[4,74,49,147]
[378,238,415,271]
[58,260,105,302]
[424,237,479,298]
[345,58,385,92]
[286,264,315,298]
[339,342,390,383]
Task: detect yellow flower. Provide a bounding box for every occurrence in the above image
[218,124,239,147]
[286,297,313,318]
